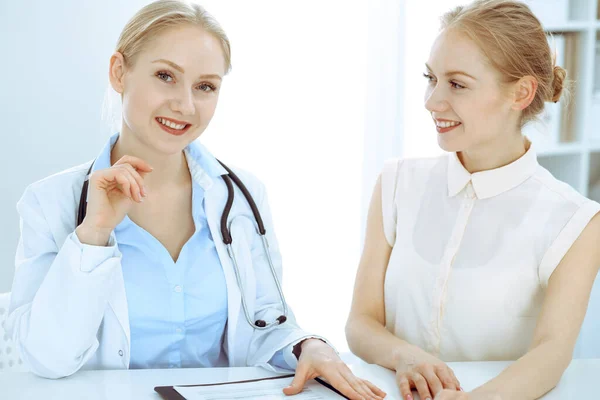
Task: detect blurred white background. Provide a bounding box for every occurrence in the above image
[1,0,598,358]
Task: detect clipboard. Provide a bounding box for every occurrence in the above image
[154,374,349,399]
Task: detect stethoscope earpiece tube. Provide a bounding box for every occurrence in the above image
[220,175,234,245]
[77,163,94,227]
[217,161,266,235]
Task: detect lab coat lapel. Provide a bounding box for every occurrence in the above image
[204,177,242,365]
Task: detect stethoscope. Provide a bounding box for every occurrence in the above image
[77,160,288,331]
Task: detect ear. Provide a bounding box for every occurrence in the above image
[511,76,537,111]
[109,52,127,94]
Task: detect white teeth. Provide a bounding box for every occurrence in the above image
[158,118,186,130]
[436,120,461,128]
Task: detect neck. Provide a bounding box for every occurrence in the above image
[458,131,528,174]
[111,130,190,189]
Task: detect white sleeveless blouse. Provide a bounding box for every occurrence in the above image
[381,145,600,361]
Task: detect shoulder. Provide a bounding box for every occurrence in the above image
[21,162,91,202]
[17,161,92,228]
[221,164,267,202]
[382,154,446,173]
[382,154,447,178]
[533,165,600,284]
[529,164,600,227]
[531,165,592,208]
[380,154,447,193]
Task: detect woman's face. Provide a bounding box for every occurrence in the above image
[424,29,517,153]
[112,24,226,155]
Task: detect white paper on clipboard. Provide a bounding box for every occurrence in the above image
[173,375,346,400]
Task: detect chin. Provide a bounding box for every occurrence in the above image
[158,138,193,154]
[437,135,463,153]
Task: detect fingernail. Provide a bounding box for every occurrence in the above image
[460,386,464,391]
[406,396,413,400]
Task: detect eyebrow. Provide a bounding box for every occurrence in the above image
[425,63,476,80]
[151,59,222,80]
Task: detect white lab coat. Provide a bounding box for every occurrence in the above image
[6,157,323,379]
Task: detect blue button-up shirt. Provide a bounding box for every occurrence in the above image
[91,133,290,370]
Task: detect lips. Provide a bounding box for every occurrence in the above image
[155,117,192,136]
[433,118,462,134]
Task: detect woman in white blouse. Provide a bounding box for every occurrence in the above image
[346,1,600,400]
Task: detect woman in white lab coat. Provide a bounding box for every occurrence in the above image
[5,1,385,399]
[346,1,600,400]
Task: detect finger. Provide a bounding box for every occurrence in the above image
[412,372,433,400]
[283,363,311,396]
[339,369,383,400]
[364,380,387,398]
[114,155,154,173]
[113,172,133,200]
[324,371,367,400]
[396,374,414,400]
[119,169,143,202]
[420,367,443,397]
[434,366,457,391]
[91,169,134,201]
[447,367,461,390]
[114,170,140,202]
[119,164,147,198]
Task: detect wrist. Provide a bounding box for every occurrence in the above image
[393,345,438,371]
[293,338,327,360]
[76,223,112,246]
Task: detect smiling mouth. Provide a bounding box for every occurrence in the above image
[155,117,192,136]
[435,120,462,133]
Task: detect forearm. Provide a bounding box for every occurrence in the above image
[8,232,121,377]
[471,340,571,400]
[346,314,438,370]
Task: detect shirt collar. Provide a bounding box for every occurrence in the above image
[91,132,228,191]
[447,140,538,199]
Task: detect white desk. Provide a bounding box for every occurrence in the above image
[1,357,598,399]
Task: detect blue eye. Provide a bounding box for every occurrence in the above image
[450,81,466,89]
[423,73,435,82]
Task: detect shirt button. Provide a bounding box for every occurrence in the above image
[174,285,182,293]
[118,350,124,357]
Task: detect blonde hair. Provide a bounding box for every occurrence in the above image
[441,0,568,125]
[116,0,231,73]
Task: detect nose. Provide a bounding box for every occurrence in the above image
[424,83,449,114]
[170,87,195,116]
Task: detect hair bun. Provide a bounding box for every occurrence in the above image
[551,65,566,103]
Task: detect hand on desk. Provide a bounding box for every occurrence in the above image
[395,358,462,400]
[282,339,387,399]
